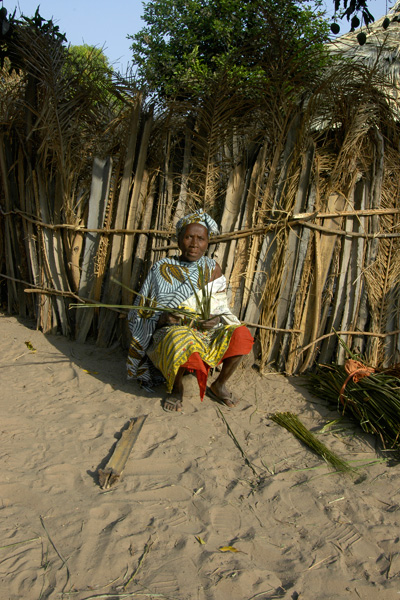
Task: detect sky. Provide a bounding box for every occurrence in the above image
[3,0,398,72]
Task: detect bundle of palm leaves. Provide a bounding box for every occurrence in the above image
[270,411,355,473]
[187,264,213,320]
[305,355,400,452]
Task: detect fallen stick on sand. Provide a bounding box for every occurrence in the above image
[98,415,148,489]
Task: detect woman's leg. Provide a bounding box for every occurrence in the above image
[158,325,253,409]
[209,326,254,407]
[210,355,242,407]
[164,366,186,411]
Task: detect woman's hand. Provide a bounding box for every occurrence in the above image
[197,314,220,330]
[157,312,182,328]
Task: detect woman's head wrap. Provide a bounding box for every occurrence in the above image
[176,209,219,238]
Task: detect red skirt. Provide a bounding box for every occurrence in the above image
[180,325,254,400]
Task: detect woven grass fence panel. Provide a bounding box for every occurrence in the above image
[1,72,400,374]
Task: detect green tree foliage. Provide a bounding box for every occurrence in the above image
[64,44,117,108]
[129,0,331,100]
[66,44,113,87]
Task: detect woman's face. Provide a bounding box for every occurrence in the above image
[178,223,209,262]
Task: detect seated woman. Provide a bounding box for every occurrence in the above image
[126,209,254,412]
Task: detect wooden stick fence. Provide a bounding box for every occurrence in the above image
[1,43,400,374]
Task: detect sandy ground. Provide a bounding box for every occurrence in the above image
[1,312,400,600]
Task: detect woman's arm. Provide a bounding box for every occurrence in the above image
[197,262,224,329]
[210,262,223,282]
[155,311,181,329]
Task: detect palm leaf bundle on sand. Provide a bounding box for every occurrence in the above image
[270,412,355,473]
[306,357,400,453]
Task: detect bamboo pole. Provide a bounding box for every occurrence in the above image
[0,273,125,316]
[297,328,400,355]
[291,221,400,238]
[291,207,400,219]
[152,129,173,265]
[282,184,316,374]
[229,143,269,312]
[35,168,70,336]
[98,415,148,489]
[223,163,252,290]
[219,160,247,272]
[312,192,347,356]
[16,147,32,317]
[173,117,193,226]
[0,209,170,235]
[269,142,315,366]
[365,129,387,366]
[336,182,366,364]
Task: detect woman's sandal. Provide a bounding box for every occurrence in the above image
[206,385,239,408]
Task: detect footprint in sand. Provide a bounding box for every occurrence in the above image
[205,504,242,547]
[34,463,84,496]
[69,503,134,587]
[143,555,198,596]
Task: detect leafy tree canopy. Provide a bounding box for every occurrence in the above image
[64,44,121,110]
[129,0,331,100]
[65,44,113,89]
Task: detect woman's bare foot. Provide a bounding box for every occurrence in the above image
[163,393,183,412]
[163,376,184,412]
[208,381,238,407]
